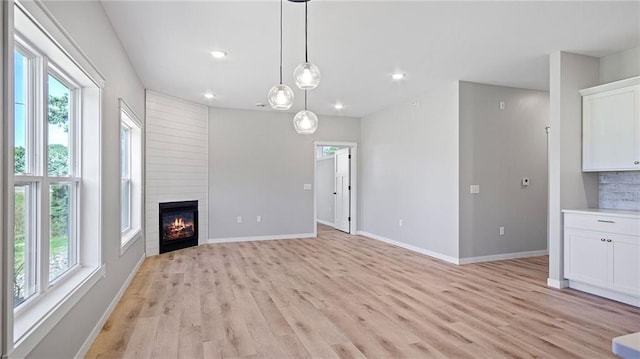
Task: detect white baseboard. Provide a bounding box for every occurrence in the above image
[74,254,145,359]
[356,231,460,265]
[458,249,548,264]
[547,277,570,289]
[207,232,316,244]
[569,280,639,307]
[317,220,334,227]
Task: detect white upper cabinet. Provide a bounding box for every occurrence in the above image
[580,77,640,172]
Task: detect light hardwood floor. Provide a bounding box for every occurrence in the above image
[86,224,640,358]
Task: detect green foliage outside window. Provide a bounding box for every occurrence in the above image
[322,146,342,156]
[14,93,70,305]
[48,93,69,132]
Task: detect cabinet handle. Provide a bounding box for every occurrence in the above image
[597,219,615,224]
[606,239,612,243]
[635,161,640,165]
[600,238,606,242]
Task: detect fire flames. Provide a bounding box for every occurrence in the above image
[172,217,186,230]
[163,215,194,241]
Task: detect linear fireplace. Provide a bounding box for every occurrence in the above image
[159,200,198,254]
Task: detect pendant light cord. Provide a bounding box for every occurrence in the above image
[304,2,309,110]
[305,1,308,62]
[279,0,283,84]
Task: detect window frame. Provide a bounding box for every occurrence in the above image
[13,43,36,177]
[12,36,83,316]
[119,99,143,254]
[120,123,132,232]
[11,183,37,308]
[5,2,106,357]
[12,46,38,310]
[45,66,81,285]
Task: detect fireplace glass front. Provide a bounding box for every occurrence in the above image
[159,200,198,253]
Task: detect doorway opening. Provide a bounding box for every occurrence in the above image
[314,141,358,235]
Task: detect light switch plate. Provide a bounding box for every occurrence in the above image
[470,185,480,194]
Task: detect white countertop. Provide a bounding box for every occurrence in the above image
[613,332,640,359]
[562,208,640,220]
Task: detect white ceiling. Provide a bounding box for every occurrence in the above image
[101,1,640,118]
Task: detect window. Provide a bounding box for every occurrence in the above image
[13,48,80,306]
[121,125,131,231]
[316,145,343,158]
[13,50,36,308]
[9,3,105,356]
[120,100,143,251]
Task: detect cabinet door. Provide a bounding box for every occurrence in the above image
[609,234,640,296]
[582,85,640,171]
[564,229,608,287]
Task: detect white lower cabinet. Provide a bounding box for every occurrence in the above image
[565,229,608,287]
[563,210,640,306]
[610,236,640,295]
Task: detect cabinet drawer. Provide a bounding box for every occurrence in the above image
[564,213,640,236]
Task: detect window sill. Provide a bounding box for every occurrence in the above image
[120,228,142,256]
[10,265,105,359]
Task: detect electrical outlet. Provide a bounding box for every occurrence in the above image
[257,215,261,223]
[499,101,505,110]
[237,216,242,223]
[470,185,480,194]
[499,226,505,236]
[521,177,530,187]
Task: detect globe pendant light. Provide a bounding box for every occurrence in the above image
[268,84,294,110]
[268,0,294,110]
[293,91,318,134]
[293,0,320,90]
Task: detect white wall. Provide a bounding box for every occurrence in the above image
[559,55,600,210]
[23,1,146,358]
[547,47,639,287]
[359,82,459,259]
[145,91,209,256]
[208,108,360,240]
[458,82,549,259]
[548,51,599,287]
[316,157,335,225]
[599,47,640,84]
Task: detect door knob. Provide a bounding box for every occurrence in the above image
[606,239,612,243]
[601,238,606,242]
[333,192,337,195]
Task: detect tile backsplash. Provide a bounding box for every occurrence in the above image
[599,172,640,211]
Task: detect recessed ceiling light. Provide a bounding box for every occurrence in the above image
[391,72,406,80]
[204,93,215,99]
[211,50,227,59]
[334,103,344,110]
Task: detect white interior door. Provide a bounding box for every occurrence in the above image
[334,148,350,233]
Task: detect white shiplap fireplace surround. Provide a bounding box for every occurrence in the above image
[145,91,209,256]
